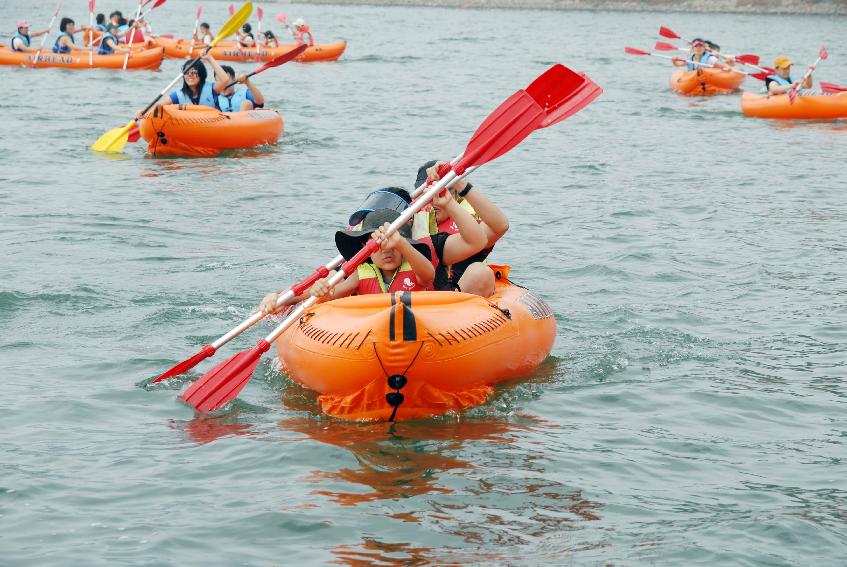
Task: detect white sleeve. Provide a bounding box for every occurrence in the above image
[11,37,23,50]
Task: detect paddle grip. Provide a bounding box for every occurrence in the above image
[290,266,329,295]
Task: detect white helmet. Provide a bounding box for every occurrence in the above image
[293,18,306,28]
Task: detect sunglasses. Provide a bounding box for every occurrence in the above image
[183,69,199,77]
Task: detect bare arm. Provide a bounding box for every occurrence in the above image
[206,55,231,94]
[243,77,264,106]
[454,181,509,248]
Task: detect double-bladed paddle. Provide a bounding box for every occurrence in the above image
[91,1,253,154]
[820,81,846,94]
[222,43,307,88]
[626,47,756,78]
[789,47,827,103]
[31,3,62,69]
[172,64,601,412]
[652,42,769,80]
[188,4,202,58]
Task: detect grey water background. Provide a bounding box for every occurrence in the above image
[1,1,846,564]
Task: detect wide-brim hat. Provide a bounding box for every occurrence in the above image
[336,209,431,262]
[347,187,411,227]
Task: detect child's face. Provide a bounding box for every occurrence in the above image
[370,248,401,272]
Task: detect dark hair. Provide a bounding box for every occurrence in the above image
[128,19,135,27]
[119,17,127,26]
[109,10,122,19]
[242,23,252,33]
[691,37,705,43]
[200,22,210,30]
[96,13,105,25]
[181,59,208,96]
[264,30,276,38]
[106,23,119,32]
[221,64,236,80]
[705,40,720,51]
[59,17,74,32]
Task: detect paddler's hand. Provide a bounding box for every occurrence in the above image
[372,222,401,250]
[431,185,456,210]
[258,292,282,315]
[426,160,467,194]
[672,57,684,65]
[236,73,248,84]
[309,278,332,300]
[807,64,816,73]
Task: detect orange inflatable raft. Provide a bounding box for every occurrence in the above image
[153,36,346,62]
[139,104,284,157]
[0,45,164,69]
[741,91,847,119]
[275,267,556,422]
[670,68,745,96]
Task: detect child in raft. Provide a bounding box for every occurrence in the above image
[237,23,255,48]
[53,18,93,54]
[98,23,132,55]
[10,20,51,52]
[263,30,279,48]
[197,23,213,46]
[292,19,314,46]
[766,55,815,95]
[671,38,733,71]
[258,208,436,313]
[412,161,509,298]
[212,64,266,112]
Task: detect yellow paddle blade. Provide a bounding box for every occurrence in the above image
[212,2,253,47]
[91,119,136,153]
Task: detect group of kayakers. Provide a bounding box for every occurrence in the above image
[258,162,510,313]
[670,37,817,95]
[10,11,316,56]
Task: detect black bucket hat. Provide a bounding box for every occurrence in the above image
[347,187,411,227]
[335,209,431,262]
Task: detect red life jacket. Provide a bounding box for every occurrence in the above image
[357,262,424,295]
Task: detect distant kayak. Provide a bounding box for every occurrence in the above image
[741,91,847,119]
[0,45,164,70]
[138,104,284,157]
[670,68,745,96]
[154,36,346,63]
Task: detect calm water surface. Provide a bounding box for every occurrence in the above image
[1,1,845,564]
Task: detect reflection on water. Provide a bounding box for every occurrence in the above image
[172,414,256,445]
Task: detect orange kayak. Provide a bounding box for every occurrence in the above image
[670,68,745,96]
[139,104,284,157]
[741,91,847,119]
[275,267,556,421]
[0,45,163,69]
[154,36,346,62]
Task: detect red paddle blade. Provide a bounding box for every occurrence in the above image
[257,7,263,18]
[276,13,286,23]
[525,64,602,128]
[819,47,828,60]
[180,340,271,412]
[153,0,167,8]
[89,0,96,12]
[151,344,216,384]
[127,124,141,142]
[654,41,678,52]
[625,47,650,56]
[260,43,307,69]
[751,71,768,81]
[659,26,680,40]
[228,3,234,16]
[820,81,847,94]
[196,5,202,18]
[455,91,544,173]
[736,54,760,65]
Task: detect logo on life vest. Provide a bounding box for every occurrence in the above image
[450,222,458,231]
[402,277,415,290]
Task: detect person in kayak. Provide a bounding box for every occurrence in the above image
[53,18,91,54]
[136,56,218,113]
[125,18,146,45]
[10,20,50,52]
[197,22,213,46]
[413,160,509,297]
[95,13,107,32]
[212,63,265,112]
[98,23,131,55]
[257,208,436,313]
[766,55,814,95]
[672,38,733,71]
[292,18,314,46]
[263,30,279,48]
[108,11,128,34]
[237,23,255,48]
